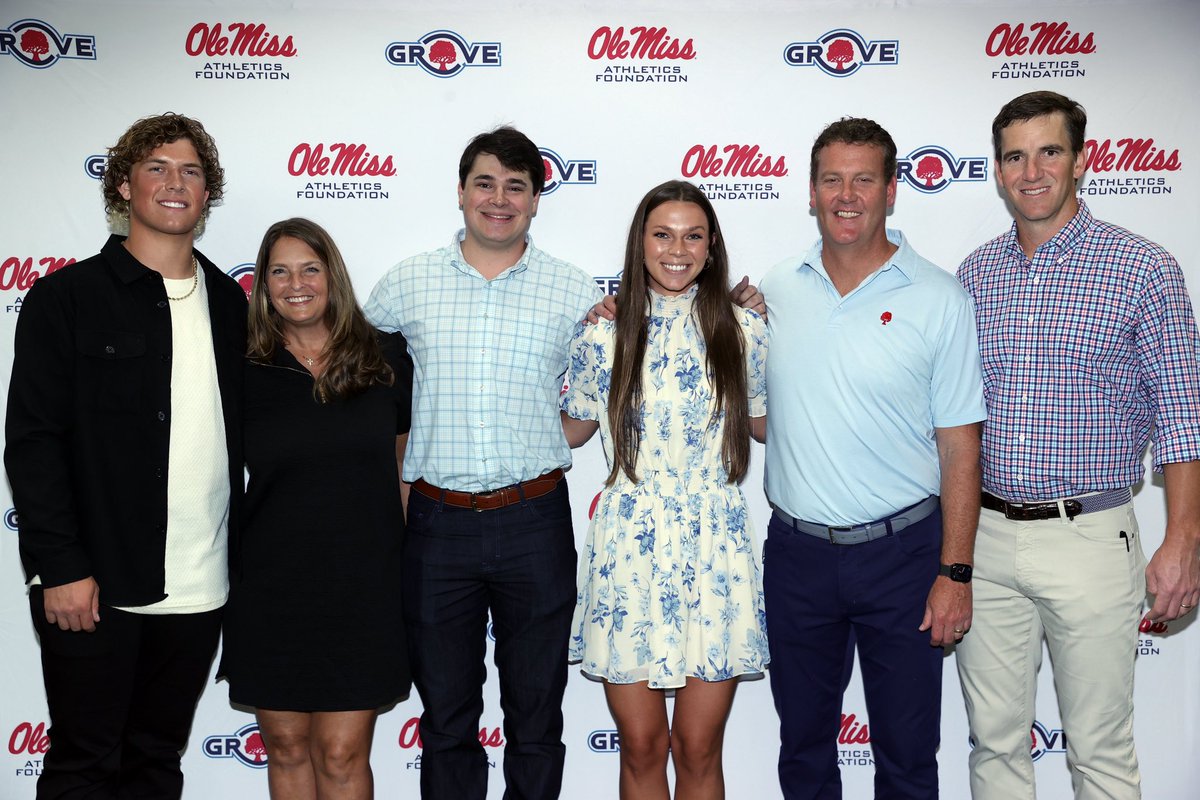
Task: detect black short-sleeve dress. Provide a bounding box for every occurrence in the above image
[221,331,413,711]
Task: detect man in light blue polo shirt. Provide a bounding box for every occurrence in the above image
[364,127,601,800]
[759,117,986,799]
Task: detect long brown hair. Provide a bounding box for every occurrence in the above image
[607,181,749,485]
[247,218,393,401]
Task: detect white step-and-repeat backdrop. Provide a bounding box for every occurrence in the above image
[2,0,1197,797]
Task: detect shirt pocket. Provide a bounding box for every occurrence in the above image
[75,329,147,412]
[507,313,565,378]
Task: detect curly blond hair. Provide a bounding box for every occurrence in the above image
[103,113,225,232]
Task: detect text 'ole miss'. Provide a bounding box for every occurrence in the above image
[184,23,296,57]
[681,145,788,179]
[985,22,1095,58]
[288,144,397,178]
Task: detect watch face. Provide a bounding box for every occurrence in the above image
[942,563,973,582]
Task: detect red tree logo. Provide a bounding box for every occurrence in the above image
[916,155,943,187]
[429,40,457,71]
[20,30,49,63]
[244,731,268,763]
[826,39,854,71]
[543,158,554,184]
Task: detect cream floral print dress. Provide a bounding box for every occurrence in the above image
[562,286,769,688]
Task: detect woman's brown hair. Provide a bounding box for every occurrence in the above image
[607,181,749,485]
[248,218,393,401]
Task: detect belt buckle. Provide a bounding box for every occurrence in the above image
[470,490,494,512]
[827,523,859,545]
[1002,501,1035,521]
[470,485,510,512]
[1063,499,1082,520]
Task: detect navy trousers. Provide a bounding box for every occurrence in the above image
[764,506,944,800]
[29,588,222,800]
[403,481,576,800]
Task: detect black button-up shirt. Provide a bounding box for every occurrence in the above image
[4,235,246,607]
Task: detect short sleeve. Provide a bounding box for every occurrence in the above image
[381,330,414,435]
[930,289,987,428]
[561,320,611,422]
[740,308,768,418]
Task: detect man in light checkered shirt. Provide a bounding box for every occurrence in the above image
[955,90,1200,800]
[364,127,600,800]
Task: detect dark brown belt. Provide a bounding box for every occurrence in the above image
[412,468,564,512]
[981,488,1131,521]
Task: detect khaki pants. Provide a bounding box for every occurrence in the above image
[956,502,1145,800]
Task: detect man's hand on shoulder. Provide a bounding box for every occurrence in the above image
[731,275,766,319]
[585,295,617,325]
[583,275,765,325]
[43,577,101,632]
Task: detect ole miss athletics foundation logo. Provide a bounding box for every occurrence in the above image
[289,142,395,201]
[784,29,898,76]
[185,22,296,58]
[1,19,96,68]
[398,716,503,769]
[896,146,988,194]
[385,30,501,77]
[837,712,874,766]
[186,22,295,81]
[986,21,1093,80]
[985,21,1094,58]
[681,144,787,202]
[2,255,75,312]
[1080,136,1182,198]
[589,25,694,83]
[8,721,49,779]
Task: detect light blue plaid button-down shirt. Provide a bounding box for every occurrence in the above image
[365,230,602,492]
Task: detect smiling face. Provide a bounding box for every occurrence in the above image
[642,200,711,297]
[995,112,1086,252]
[457,152,540,263]
[266,236,329,334]
[809,141,895,255]
[118,138,209,241]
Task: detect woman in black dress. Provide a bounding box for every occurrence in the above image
[221,218,412,799]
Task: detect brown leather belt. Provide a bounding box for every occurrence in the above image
[981,488,1131,521]
[412,468,564,512]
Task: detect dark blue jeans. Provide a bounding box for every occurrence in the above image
[403,480,576,800]
[764,506,944,800]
